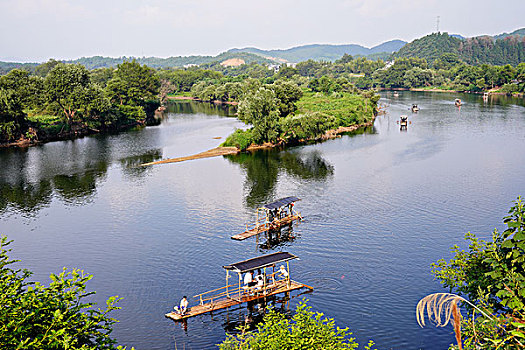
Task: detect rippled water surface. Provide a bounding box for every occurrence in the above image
[1,93,525,349]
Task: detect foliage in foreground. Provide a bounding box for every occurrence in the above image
[0,235,127,350]
[429,197,525,349]
[218,300,375,350]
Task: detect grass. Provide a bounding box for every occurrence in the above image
[26,114,67,135]
[296,91,375,127]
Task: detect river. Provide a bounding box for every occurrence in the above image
[1,91,524,349]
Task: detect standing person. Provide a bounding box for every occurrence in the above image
[244,271,255,287]
[174,296,189,315]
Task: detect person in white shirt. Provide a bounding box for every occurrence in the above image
[174,296,188,315]
[279,265,289,279]
[244,271,255,287]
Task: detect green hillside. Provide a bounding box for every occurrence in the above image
[493,28,525,40]
[67,52,274,69]
[393,32,525,66]
[392,33,462,63]
[0,52,274,74]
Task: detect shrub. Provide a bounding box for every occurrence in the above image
[221,129,253,150]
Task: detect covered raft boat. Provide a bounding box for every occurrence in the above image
[165,252,313,321]
[231,196,302,240]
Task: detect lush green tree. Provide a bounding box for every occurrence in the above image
[44,63,92,124]
[105,60,159,106]
[90,68,115,88]
[336,53,354,64]
[35,59,61,77]
[0,69,45,109]
[403,67,434,88]
[268,80,303,117]
[237,87,281,143]
[496,64,517,86]
[219,300,375,350]
[0,235,127,350]
[431,197,525,349]
[0,88,26,142]
[279,112,336,142]
[276,66,299,79]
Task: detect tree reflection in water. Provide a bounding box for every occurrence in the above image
[225,149,334,209]
[0,142,162,215]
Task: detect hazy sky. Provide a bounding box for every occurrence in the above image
[0,0,524,62]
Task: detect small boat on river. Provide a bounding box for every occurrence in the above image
[393,92,400,97]
[455,99,462,107]
[165,252,313,321]
[231,197,302,241]
[411,104,420,112]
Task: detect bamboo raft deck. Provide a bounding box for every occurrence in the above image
[165,279,312,321]
[231,214,302,241]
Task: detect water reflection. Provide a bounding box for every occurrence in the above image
[167,100,236,117]
[220,295,293,334]
[119,150,162,180]
[225,150,334,208]
[257,225,299,252]
[0,142,162,214]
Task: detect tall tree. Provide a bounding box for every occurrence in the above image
[44,63,91,124]
[105,60,159,106]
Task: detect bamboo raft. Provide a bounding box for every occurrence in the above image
[165,252,313,321]
[232,197,302,241]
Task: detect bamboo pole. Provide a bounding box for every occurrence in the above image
[286,261,291,287]
[226,270,229,298]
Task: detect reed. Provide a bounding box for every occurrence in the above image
[416,293,468,349]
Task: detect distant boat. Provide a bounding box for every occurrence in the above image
[411,104,420,112]
[399,115,408,130]
[393,92,400,97]
[454,99,462,107]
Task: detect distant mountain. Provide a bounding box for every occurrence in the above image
[450,34,465,40]
[393,31,525,66]
[493,28,525,40]
[0,52,274,74]
[65,52,274,70]
[228,40,407,62]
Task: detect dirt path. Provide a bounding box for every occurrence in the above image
[140,147,239,166]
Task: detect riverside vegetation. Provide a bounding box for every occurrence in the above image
[2,37,525,145]
[420,197,525,349]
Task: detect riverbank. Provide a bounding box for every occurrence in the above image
[0,113,162,149]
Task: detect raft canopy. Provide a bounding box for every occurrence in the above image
[263,196,300,210]
[223,252,298,273]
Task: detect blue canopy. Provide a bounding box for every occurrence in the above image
[263,196,300,210]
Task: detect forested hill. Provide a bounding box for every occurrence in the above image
[0,52,274,74]
[68,51,274,70]
[393,32,525,66]
[493,28,525,40]
[228,40,407,62]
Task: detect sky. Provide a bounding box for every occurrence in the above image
[0,0,524,62]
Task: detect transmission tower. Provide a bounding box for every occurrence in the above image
[436,16,440,33]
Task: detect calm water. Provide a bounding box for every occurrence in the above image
[1,92,524,349]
